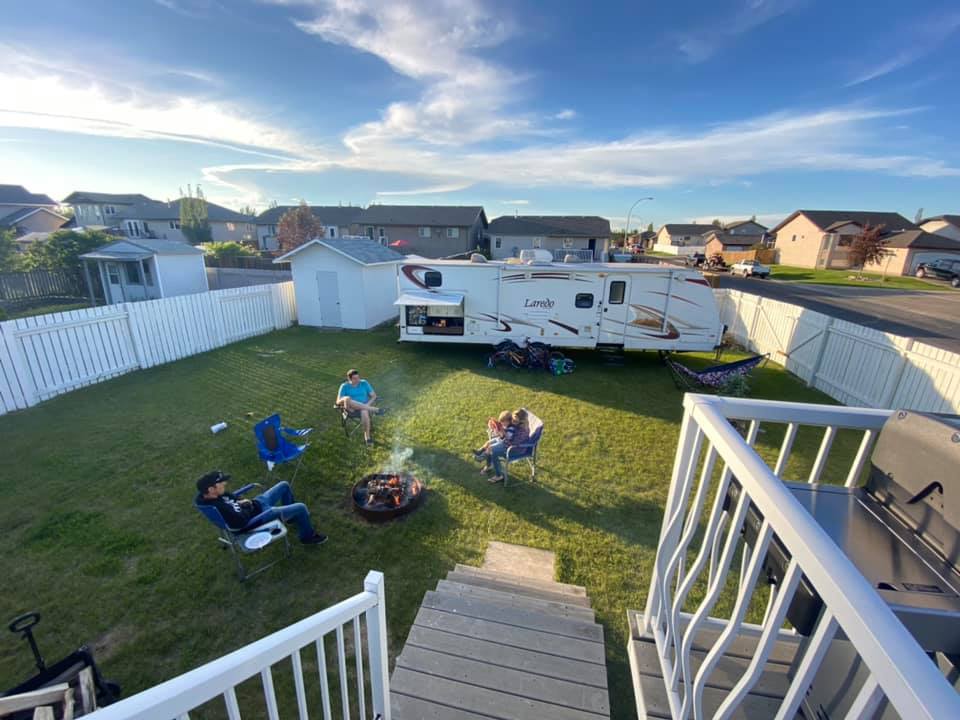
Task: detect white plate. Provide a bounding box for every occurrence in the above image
[244,532,272,550]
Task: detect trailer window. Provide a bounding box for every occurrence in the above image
[575,293,594,308]
[608,281,626,304]
[424,271,442,287]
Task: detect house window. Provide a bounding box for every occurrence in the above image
[104,205,116,215]
[575,293,594,308]
[446,227,459,238]
[143,261,154,287]
[608,280,626,304]
[424,271,442,288]
[226,222,236,231]
[269,225,277,235]
[125,220,143,237]
[562,238,574,249]
[107,263,120,285]
[366,226,375,239]
[169,220,180,229]
[378,227,385,238]
[792,234,797,242]
[328,227,336,238]
[419,227,431,238]
[495,237,502,249]
[533,237,542,249]
[125,263,142,285]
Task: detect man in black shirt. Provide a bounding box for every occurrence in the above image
[196,471,327,545]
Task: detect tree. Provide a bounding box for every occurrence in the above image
[276,201,324,253]
[711,218,722,227]
[0,229,25,272]
[179,184,213,245]
[22,229,114,271]
[646,222,654,233]
[238,204,257,218]
[202,241,257,259]
[848,224,891,277]
[750,214,757,222]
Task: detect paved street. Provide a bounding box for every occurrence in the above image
[717,275,960,354]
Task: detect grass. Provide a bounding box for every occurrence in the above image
[770,264,954,291]
[0,327,862,718]
[4,301,92,320]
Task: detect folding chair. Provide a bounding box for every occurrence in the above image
[253,414,312,485]
[503,409,544,487]
[335,404,364,438]
[194,483,291,581]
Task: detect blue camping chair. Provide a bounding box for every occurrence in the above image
[253,414,312,485]
[194,483,291,581]
[503,409,544,487]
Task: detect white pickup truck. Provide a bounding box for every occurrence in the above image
[730,259,771,278]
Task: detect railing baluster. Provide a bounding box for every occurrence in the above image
[844,429,875,488]
[353,616,366,720]
[316,637,333,720]
[713,559,803,720]
[336,624,350,720]
[674,492,752,718]
[708,511,728,584]
[808,425,836,483]
[223,688,242,720]
[364,571,391,720]
[291,648,309,720]
[844,675,884,720]
[774,609,838,720]
[773,422,797,477]
[689,518,773,720]
[260,667,280,720]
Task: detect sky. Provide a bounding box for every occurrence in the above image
[1,0,959,229]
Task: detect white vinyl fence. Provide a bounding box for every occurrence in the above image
[0,282,297,416]
[715,289,960,414]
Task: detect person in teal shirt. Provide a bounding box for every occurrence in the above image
[336,369,383,445]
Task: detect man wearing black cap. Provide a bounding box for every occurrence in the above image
[196,471,327,545]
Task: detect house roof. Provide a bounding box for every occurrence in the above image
[920,215,960,228]
[274,237,405,265]
[0,206,68,227]
[488,215,611,237]
[255,205,364,226]
[661,223,715,236]
[0,184,56,206]
[704,231,764,247]
[80,238,205,261]
[134,199,253,223]
[62,191,153,205]
[356,205,487,228]
[771,210,917,234]
[723,219,768,231]
[882,230,960,251]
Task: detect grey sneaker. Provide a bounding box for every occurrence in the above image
[302,533,328,545]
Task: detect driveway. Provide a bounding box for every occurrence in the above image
[717,275,960,354]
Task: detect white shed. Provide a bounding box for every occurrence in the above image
[275,237,404,329]
[80,238,208,305]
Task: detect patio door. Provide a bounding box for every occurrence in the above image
[598,274,630,344]
[316,271,342,327]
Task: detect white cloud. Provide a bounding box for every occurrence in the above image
[671,0,803,64]
[375,183,473,196]
[554,109,576,120]
[502,199,530,205]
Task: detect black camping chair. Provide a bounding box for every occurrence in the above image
[2,612,121,717]
[661,351,769,392]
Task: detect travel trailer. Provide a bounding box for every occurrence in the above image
[394,254,723,351]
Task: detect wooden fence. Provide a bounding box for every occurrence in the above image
[714,289,960,413]
[0,268,87,302]
[0,282,297,415]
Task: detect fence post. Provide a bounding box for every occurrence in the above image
[746,295,762,353]
[881,338,915,409]
[0,321,38,407]
[364,570,391,720]
[123,304,147,370]
[805,317,834,388]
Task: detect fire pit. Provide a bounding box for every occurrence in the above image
[351,472,425,522]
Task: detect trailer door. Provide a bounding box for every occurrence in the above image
[598,274,630,344]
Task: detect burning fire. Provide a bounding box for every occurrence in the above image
[365,473,408,508]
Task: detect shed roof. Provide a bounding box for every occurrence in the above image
[274,237,404,265]
[80,238,205,261]
[488,215,611,237]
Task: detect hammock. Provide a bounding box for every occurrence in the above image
[663,352,769,391]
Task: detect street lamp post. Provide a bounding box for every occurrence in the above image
[624,197,654,250]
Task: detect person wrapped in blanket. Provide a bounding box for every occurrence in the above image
[472,409,529,484]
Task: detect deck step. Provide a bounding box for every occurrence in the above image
[436,579,596,621]
[454,563,588,596]
[446,569,592,607]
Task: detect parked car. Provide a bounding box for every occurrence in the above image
[915,258,960,288]
[685,252,706,268]
[731,260,770,278]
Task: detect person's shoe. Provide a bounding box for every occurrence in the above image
[487,475,504,484]
[302,532,328,545]
[479,464,491,475]
[376,407,388,415]
[365,437,373,446]
[472,448,485,460]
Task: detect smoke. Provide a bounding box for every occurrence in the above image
[389,445,414,472]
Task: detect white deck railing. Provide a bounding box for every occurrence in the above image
[87,571,390,720]
[639,394,960,720]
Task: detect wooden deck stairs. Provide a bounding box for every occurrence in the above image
[390,544,611,719]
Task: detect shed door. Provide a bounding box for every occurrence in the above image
[316,271,342,327]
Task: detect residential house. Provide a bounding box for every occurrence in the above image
[487,215,611,261]
[919,215,960,242]
[352,205,487,257]
[723,219,768,236]
[254,205,364,252]
[0,185,69,239]
[770,210,918,269]
[62,191,153,230]
[864,230,960,276]
[79,238,207,305]
[629,230,657,250]
[651,223,713,256]
[703,231,764,257]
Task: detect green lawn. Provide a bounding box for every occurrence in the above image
[0,327,862,718]
[3,300,92,320]
[770,264,954,291]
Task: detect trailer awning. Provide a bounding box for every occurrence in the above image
[394,290,464,306]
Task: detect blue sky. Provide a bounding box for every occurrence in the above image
[1,0,959,228]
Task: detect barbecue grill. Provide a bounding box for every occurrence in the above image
[727,409,960,718]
